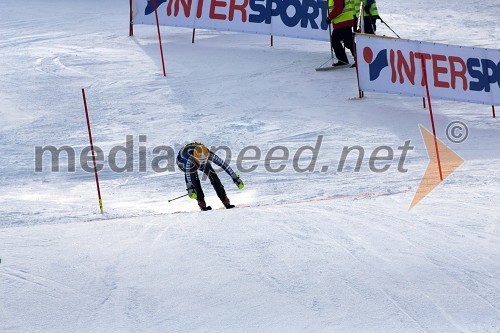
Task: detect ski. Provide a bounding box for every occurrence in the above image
[315,64,351,71]
[201,205,235,211]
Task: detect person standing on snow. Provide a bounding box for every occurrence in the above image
[361,0,380,34]
[326,0,356,67]
[177,142,244,211]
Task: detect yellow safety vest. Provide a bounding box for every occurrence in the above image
[328,0,334,14]
[363,1,379,17]
[353,0,362,17]
[328,0,355,25]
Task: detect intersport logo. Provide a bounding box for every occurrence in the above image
[362,46,500,93]
[145,0,329,30]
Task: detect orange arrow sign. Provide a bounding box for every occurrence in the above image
[410,125,464,210]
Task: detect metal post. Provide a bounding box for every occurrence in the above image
[420,58,443,181]
[82,88,104,214]
[129,0,134,36]
[153,0,166,77]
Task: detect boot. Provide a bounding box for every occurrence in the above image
[222,197,235,209]
[198,200,212,211]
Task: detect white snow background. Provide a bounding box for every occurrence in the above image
[0,0,499,332]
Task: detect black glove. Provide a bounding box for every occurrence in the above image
[326,17,332,24]
[364,5,371,15]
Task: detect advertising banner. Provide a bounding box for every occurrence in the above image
[356,34,500,105]
[132,0,331,41]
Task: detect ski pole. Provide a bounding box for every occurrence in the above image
[328,24,334,59]
[380,18,401,38]
[168,194,188,202]
[358,1,364,33]
[326,1,334,59]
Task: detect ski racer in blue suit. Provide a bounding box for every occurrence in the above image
[177,142,244,211]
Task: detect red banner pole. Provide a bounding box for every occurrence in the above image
[153,0,166,77]
[492,105,496,118]
[192,28,196,43]
[82,89,104,214]
[420,58,443,181]
[129,0,134,36]
[353,35,363,99]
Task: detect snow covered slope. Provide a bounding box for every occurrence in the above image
[0,0,499,331]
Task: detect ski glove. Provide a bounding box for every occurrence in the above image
[326,17,332,24]
[233,175,244,190]
[187,183,197,200]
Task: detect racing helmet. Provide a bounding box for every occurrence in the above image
[193,143,209,165]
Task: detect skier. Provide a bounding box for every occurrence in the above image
[177,142,244,211]
[326,0,356,67]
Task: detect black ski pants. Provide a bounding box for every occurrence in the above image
[353,17,377,35]
[331,26,354,64]
[186,162,227,203]
[363,16,376,34]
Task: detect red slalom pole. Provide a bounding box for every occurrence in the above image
[82,88,104,214]
[420,58,443,181]
[153,0,166,77]
[129,0,134,36]
[353,35,363,99]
